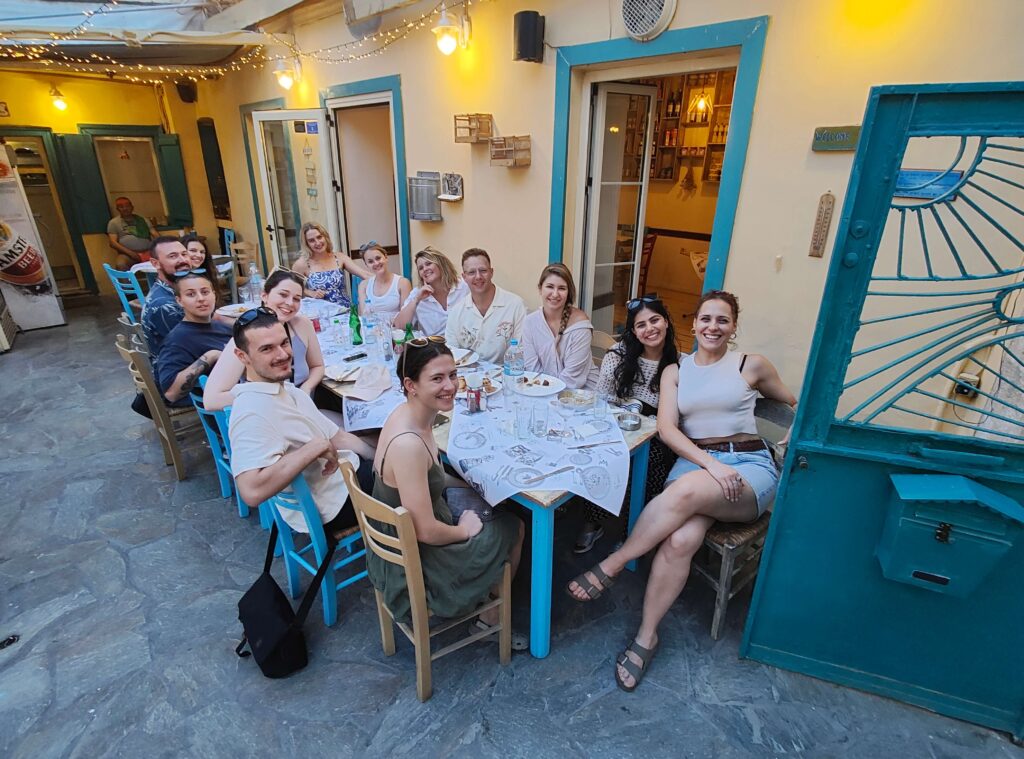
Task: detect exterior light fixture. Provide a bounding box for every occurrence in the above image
[433,3,461,56]
[50,85,67,111]
[273,59,300,91]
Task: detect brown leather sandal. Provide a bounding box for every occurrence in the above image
[615,638,659,692]
[565,563,616,601]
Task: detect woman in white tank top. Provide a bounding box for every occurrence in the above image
[357,243,412,326]
[567,290,797,693]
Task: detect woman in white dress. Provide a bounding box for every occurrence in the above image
[519,263,598,389]
[357,243,412,326]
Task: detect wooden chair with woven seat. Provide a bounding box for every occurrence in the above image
[340,462,511,702]
[115,334,198,480]
[690,397,795,640]
[230,241,259,295]
[117,312,145,345]
[591,329,618,361]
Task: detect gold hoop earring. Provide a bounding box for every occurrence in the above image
[690,328,696,335]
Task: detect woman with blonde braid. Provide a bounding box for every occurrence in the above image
[520,263,598,389]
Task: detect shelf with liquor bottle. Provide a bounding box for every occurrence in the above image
[619,90,652,181]
[701,68,735,183]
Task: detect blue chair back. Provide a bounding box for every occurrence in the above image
[103,263,147,323]
[265,474,367,627]
[191,381,250,518]
[222,227,236,254]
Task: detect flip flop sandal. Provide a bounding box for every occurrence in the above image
[573,525,605,554]
[472,619,529,651]
[615,638,658,693]
[565,563,616,601]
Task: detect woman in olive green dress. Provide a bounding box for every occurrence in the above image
[368,339,524,631]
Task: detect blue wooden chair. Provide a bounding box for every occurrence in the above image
[190,385,250,518]
[222,227,236,252]
[103,263,147,323]
[264,474,368,627]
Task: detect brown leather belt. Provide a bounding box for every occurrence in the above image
[697,439,768,453]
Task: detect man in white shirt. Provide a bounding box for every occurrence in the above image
[228,308,374,538]
[444,248,526,364]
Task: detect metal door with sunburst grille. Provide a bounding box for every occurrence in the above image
[743,83,1024,740]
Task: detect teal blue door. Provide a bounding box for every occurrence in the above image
[743,82,1024,740]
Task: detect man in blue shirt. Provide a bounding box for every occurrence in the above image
[158,271,233,407]
[141,236,191,370]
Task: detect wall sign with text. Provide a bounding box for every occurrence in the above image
[812,125,861,152]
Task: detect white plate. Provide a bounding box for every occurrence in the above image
[455,378,502,399]
[215,303,250,318]
[513,373,566,397]
[451,348,478,367]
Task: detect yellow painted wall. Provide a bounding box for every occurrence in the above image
[0,71,216,294]
[195,0,1024,392]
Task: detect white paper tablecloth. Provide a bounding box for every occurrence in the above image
[447,399,630,515]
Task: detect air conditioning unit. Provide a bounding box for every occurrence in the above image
[621,0,678,42]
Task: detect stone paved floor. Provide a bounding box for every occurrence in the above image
[1,299,1021,758]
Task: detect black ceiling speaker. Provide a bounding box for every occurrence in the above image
[175,80,198,104]
[513,10,545,63]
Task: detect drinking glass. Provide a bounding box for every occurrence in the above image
[515,403,531,440]
[593,392,611,419]
[530,400,548,437]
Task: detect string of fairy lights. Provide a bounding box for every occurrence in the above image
[0,0,480,86]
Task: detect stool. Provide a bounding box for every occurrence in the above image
[692,510,772,640]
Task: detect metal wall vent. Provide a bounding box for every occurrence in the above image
[621,0,677,42]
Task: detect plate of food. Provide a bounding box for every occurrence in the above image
[451,347,478,367]
[455,374,501,398]
[215,303,251,319]
[557,389,596,412]
[514,373,566,397]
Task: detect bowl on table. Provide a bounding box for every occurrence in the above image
[556,389,595,414]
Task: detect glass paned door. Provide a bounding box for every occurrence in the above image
[581,83,657,336]
[252,110,339,268]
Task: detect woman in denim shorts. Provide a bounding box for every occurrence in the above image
[567,290,797,692]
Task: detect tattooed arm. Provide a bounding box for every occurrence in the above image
[164,349,221,402]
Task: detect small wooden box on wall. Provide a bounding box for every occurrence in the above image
[489,135,531,167]
[454,114,494,143]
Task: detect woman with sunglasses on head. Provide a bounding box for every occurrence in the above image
[366,338,526,643]
[573,296,679,554]
[519,263,598,389]
[392,247,468,336]
[180,233,224,306]
[292,222,372,308]
[567,290,796,693]
[157,271,233,407]
[357,243,412,326]
[203,270,330,413]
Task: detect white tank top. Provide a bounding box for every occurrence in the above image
[676,351,758,439]
[365,274,401,321]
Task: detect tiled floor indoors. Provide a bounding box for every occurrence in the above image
[1,299,1020,758]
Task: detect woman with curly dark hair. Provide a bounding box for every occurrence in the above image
[573,296,679,553]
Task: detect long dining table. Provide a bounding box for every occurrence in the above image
[320,346,657,659]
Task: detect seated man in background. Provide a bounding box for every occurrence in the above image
[228,308,375,539]
[158,271,233,407]
[107,196,155,271]
[444,248,526,364]
[140,236,191,370]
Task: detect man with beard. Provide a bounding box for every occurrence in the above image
[140,236,192,369]
[157,271,232,407]
[227,308,375,539]
[444,248,525,364]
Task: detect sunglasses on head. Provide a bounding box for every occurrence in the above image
[626,295,661,312]
[398,335,447,377]
[234,305,277,329]
[267,265,306,285]
[174,267,207,277]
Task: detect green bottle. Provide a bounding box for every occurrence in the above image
[403,322,415,345]
[349,308,363,346]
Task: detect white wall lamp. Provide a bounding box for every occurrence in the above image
[273,58,301,91]
[433,3,470,56]
[49,85,67,111]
